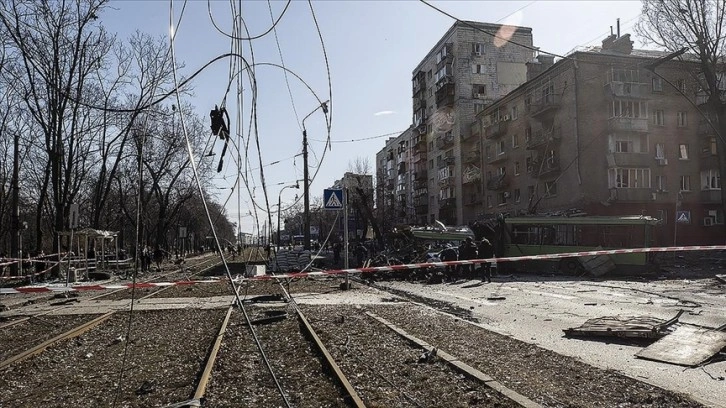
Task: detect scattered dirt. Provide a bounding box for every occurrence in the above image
[0,314,101,362]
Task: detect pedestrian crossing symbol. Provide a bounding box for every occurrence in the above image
[323,189,343,210]
[676,210,690,224]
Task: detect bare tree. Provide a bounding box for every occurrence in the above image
[347,157,383,246]
[0,0,112,252]
[638,0,726,223]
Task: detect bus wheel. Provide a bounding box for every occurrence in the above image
[559,259,582,275]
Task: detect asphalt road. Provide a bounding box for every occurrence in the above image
[380,273,726,408]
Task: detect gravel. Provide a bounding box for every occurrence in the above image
[0,314,101,362]
[301,304,519,408]
[0,308,224,407]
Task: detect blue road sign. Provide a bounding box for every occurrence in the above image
[323,189,343,210]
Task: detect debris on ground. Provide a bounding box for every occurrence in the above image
[564,310,684,339]
[637,324,726,367]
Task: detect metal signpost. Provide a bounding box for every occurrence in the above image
[323,188,348,289]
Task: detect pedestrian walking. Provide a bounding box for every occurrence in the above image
[477,238,494,283]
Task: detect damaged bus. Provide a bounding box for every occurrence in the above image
[498,215,663,275]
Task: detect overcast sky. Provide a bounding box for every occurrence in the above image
[102,0,645,236]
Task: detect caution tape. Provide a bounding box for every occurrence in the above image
[0,279,223,294]
[248,245,726,280]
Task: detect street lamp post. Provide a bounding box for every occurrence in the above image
[277,183,300,252]
[301,100,329,250]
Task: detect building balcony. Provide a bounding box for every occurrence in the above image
[435,80,455,108]
[485,121,509,139]
[415,202,429,214]
[436,133,455,149]
[609,188,655,202]
[413,171,428,182]
[487,151,508,164]
[384,180,394,190]
[604,81,649,98]
[440,197,456,209]
[462,165,481,184]
[530,94,560,119]
[464,151,481,164]
[413,96,426,112]
[414,188,428,198]
[412,70,426,96]
[526,127,561,149]
[605,152,653,167]
[439,176,456,187]
[608,117,649,133]
[700,154,719,170]
[438,156,455,168]
[486,174,509,191]
[530,159,561,178]
[413,151,427,163]
[412,134,426,149]
[701,189,722,204]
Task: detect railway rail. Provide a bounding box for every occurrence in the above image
[0,266,710,407]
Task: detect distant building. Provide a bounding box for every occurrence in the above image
[375,127,416,226]
[474,33,724,245]
[376,20,535,226]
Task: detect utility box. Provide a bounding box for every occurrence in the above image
[245,264,266,277]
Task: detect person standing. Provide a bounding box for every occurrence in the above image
[477,238,494,283]
[439,244,458,282]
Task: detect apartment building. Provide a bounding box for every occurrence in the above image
[375,127,416,227]
[472,34,725,245]
[407,20,534,226]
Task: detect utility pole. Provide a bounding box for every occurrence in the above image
[301,100,329,251]
[303,128,310,250]
[10,131,19,275]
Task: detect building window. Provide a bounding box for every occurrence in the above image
[471,64,485,74]
[680,175,691,191]
[428,88,433,97]
[526,157,533,173]
[610,99,648,118]
[514,161,521,175]
[511,105,518,120]
[527,185,535,200]
[497,140,506,155]
[487,195,493,208]
[514,188,521,203]
[428,141,433,150]
[473,84,487,96]
[485,145,492,159]
[472,42,483,56]
[653,109,664,126]
[498,191,508,205]
[703,137,718,155]
[512,134,519,148]
[525,126,532,142]
[427,70,432,79]
[652,77,663,92]
[678,144,689,160]
[497,166,506,176]
[429,159,433,169]
[677,78,686,92]
[701,169,721,190]
[474,103,485,114]
[677,111,688,127]
[608,168,651,188]
[610,134,648,153]
[655,175,667,191]
[545,181,557,197]
[435,46,448,64]
[655,143,665,159]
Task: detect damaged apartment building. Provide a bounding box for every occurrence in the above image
[474,33,725,245]
[376,21,535,226]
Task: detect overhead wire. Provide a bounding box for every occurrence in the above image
[268,0,302,130]
[111,1,190,406]
[206,0,292,41]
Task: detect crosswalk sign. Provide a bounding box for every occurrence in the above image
[676,210,690,224]
[323,189,343,210]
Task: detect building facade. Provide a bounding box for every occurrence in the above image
[473,34,724,245]
[410,21,534,225]
[375,127,416,227]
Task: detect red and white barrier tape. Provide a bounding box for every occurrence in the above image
[249,245,726,280]
[0,279,223,294]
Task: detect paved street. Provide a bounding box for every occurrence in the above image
[380,273,726,408]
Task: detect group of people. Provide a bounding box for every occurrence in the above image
[439,237,495,283]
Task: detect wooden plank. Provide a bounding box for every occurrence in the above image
[636,325,726,366]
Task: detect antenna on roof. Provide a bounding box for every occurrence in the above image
[617,18,620,37]
[610,26,613,36]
